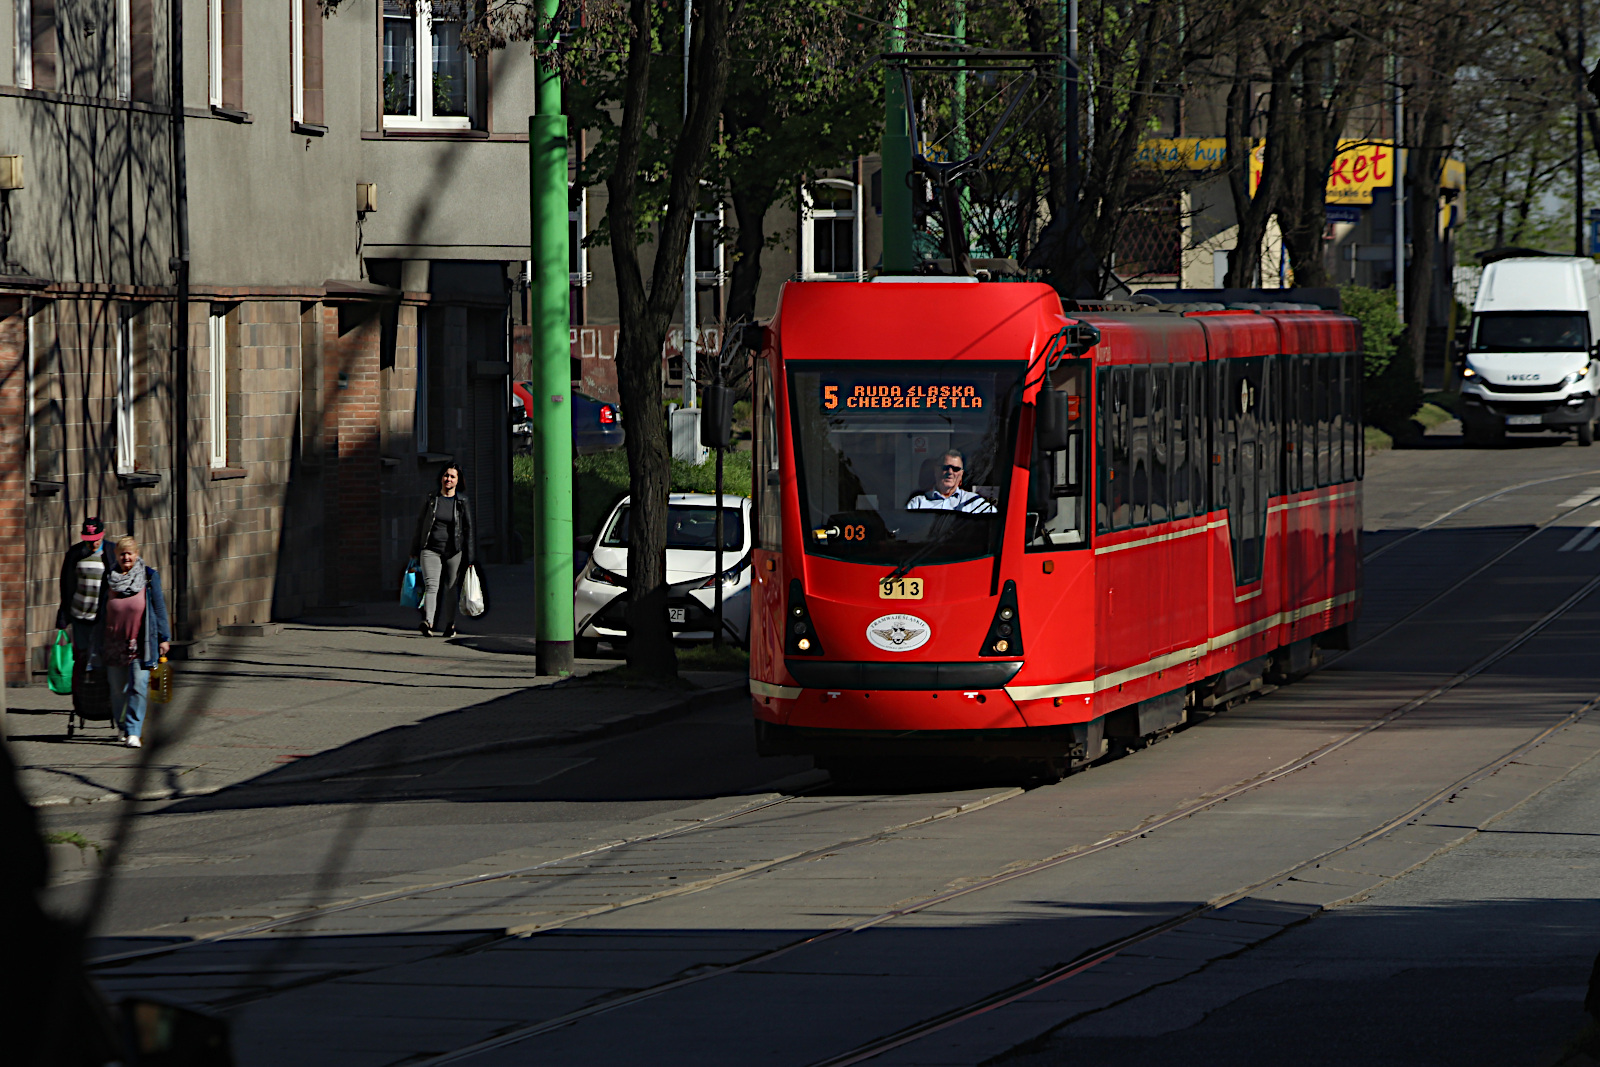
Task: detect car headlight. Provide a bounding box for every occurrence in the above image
[1567,364,1593,387]
[700,557,750,589]
[587,564,628,588]
[1461,366,1478,379]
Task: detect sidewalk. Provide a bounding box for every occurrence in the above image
[4,563,745,807]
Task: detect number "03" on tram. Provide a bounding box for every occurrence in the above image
[748,280,1362,779]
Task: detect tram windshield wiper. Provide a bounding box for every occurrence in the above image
[882,514,968,584]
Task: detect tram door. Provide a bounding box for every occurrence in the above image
[1223,356,1269,586]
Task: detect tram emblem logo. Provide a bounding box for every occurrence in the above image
[867,613,931,652]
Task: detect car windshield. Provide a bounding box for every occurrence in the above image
[601,505,744,551]
[1471,312,1590,352]
[788,361,1024,566]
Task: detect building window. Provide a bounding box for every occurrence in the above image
[383,0,481,129]
[208,308,230,468]
[115,0,130,99]
[569,191,590,286]
[13,0,31,88]
[291,0,324,127]
[799,179,862,280]
[209,0,241,109]
[114,308,136,474]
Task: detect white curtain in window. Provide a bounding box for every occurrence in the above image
[115,312,136,474]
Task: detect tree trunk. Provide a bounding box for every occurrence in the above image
[605,0,741,676]
[726,176,778,326]
[1403,22,1462,385]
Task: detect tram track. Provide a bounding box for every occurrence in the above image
[86,468,1600,1047]
[409,558,1600,1065]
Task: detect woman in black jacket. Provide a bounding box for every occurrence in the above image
[409,465,477,637]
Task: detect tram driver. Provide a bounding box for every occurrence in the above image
[906,449,998,514]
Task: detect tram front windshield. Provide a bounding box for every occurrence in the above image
[789,362,1023,566]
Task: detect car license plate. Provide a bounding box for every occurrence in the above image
[879,577,924,600]
[1507,414,1542,426]
[668,607,687,624]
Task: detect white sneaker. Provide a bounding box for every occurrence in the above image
[125,735,142,748]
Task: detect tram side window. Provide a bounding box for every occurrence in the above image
[1280,356,1292,495]
[1171,363,1191,519]
[1341,352,1356,481]
[1130,366,1150,526]
[1096,371,1111,532]
[1192,364,1209,516]
[1331,355,1346,484]
[754,360,783,549]
[1150,364,1170,524]
[1317,356,1333,487]
[1108,367,1132,528]
[1026,359,1091,551]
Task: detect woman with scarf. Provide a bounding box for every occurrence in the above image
[94,535,171,748]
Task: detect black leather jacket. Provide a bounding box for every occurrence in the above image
[411,492,476,564]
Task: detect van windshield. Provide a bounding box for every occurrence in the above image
[1471,312,1590,352]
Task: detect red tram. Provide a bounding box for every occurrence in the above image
[749,280,1362,774]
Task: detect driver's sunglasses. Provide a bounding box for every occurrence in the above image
[940,464,963,473]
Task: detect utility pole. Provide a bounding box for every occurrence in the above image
[681,0,697,410]
[530,0,574,676]
[1577,0,1587,257]
[881,0,914,274]
[1393,46,1406,324]
[1061,0,1079,286]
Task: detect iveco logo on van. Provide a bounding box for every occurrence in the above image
[1505,373,1542,381]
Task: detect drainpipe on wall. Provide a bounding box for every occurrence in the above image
[169,0,191,642]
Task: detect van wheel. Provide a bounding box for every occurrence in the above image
[1579,422,1594,447]
[574,637,599,658]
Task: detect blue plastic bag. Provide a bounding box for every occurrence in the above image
[400,563,422,610]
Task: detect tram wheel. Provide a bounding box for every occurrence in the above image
[1580,421,1595,447]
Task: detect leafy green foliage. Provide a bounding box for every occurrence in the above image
[1339,285,1401,378]
[1343,286,1420,433]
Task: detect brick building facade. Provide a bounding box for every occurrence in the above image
[0,1,529,685]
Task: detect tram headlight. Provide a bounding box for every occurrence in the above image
[980,580,1024,657]
[785,579,826,657]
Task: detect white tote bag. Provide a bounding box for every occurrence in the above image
[459,564,486,617]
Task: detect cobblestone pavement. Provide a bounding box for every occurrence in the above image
[5,562,743,808]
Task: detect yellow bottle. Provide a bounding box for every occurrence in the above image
[150,656,173,704]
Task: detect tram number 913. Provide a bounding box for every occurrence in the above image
[879,577,924,600]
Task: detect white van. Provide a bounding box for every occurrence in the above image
[1460,256,1600,445]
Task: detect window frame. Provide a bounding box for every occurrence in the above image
[208,0,223,105]
[115,0,131,100]
[569,190,590,286]
[208,308,229,469]
[13,0,31,89]
[799,178,863,281]
[382,0,478,131]
[290,0,305,122]
[114,308,136,474]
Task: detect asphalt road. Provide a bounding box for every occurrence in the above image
[52,433,1600,1066]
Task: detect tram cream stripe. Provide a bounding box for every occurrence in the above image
[1266,488,1358,515]
[1093,519,1226,556]
[750,679,802,700]
[1005,590,1359,701]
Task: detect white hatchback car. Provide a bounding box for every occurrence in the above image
[574,493,753,654]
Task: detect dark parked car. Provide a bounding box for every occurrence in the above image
[512,381,624,455]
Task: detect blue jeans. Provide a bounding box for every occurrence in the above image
[107,662,150,738]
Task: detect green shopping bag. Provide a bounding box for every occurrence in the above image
[48,629,74,695]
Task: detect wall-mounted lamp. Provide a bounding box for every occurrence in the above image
[0,156,23,191]
[356,182,377,214]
